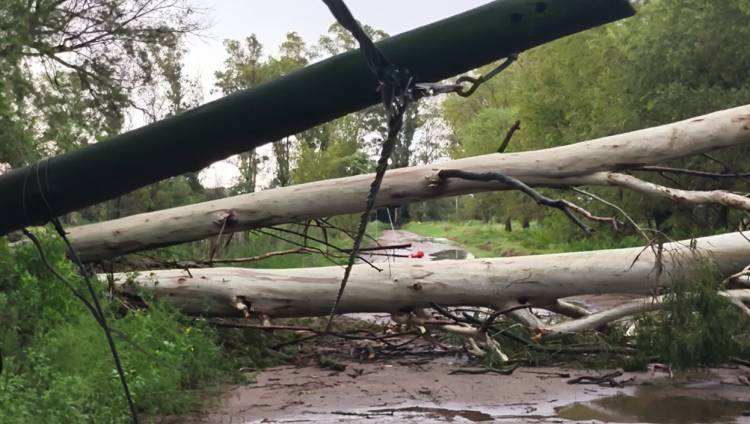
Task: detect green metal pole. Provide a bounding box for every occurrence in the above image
[0,0,634,236]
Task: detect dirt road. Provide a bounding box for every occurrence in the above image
[166,231,750,424]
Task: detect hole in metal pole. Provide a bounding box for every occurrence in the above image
[535,2,547,13]
[510,12,523,23]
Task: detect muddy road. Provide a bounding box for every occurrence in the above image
[172,362,750,423]
[167,231,750,424]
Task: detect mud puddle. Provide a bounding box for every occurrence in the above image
[557,383,750,423]
[361,230,475,263]
[430,249,470,260]
[276,405,496,422]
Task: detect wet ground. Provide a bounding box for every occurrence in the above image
[166,231,750,424]
[362,229,475,263]
[557,383,750,423]
[172,363,750,423]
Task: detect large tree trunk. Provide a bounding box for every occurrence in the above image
[108,232,750,318]
[71,105,750,262]
[0,0,635,236]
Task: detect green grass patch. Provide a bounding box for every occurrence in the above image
[150,219,387,269]
[0,231,279,423]
[632,263,750,369]
[403,217,642,257]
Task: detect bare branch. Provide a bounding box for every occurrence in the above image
[635,165,750,179]
[573,187,651,244]
[601,172,750,212]
[439,169,593,235]
[497,119,521,153]
[561,199,621,230]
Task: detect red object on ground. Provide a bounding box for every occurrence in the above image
[410,250,425,258]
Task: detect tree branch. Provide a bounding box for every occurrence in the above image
[438,169,593,235]
[497,119,521,153]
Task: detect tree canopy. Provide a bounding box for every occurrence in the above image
[443,0,750,235]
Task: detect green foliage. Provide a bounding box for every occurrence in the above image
[0,234,231,423]
[293,120,374,185]
[440,0,750,233]
[149,220,386,269]
[403,218,641,257]
[633,262,749,369]
[0,0,200,167]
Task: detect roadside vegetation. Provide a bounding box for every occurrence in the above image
[2,0,750,422]
[0,220,385,423]
[0,236,235,423]
[403,216,644,257]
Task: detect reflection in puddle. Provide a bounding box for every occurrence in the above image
[430,249,469,260]
[370,406,493,422]
[557,391,750,423]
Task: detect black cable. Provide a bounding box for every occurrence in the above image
[321,0,400,85]
[322,0,414,333]
[321,0,518,332]
[51,220,140,423]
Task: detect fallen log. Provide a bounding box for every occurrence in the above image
[0,0,635,236]
[72,104,750,262]
[107,231,750,319]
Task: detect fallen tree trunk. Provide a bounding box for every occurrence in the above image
[108,231,750,318]
[71,105,750,262]
[0,0,635,236]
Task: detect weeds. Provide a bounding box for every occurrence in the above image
[633,262,750,369]
[0,233,231,423]
[403,217,641,257]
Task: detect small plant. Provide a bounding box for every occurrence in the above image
[633,261,749,369]
[0,233,233,423]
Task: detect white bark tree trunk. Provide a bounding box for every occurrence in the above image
[71,105,750,262]
[107,232,750,319]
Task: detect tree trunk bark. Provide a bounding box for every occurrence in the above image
[69,105,750,262]
[107,231,750,319]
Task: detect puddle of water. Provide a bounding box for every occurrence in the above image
[270,406,495,423]
[557,391,750,423]
[430,249,469,260]
[370,406,493,422]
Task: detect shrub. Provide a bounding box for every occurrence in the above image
[0,232,230,423]
[633,262,749,369]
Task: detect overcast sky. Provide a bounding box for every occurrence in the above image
[183,0,492,187]
[184,0,492,100]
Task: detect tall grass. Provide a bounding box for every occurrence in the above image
[0,233,231,423]
[633,263,750,369]
[148,219,387,269]
[403,215,642,257]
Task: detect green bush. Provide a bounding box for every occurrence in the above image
[0,233,231,423]
[403,217,641,257]
[633,262,749,369]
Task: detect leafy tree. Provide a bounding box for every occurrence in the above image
[442,0,750,235]
[214,33,311,192]
[0,0,201,167]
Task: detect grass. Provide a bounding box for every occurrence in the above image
[632,262,750,369]
[403,217,643,257]
[0,219,386,422]
[0,231,284,423]
[149,219,387,269]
